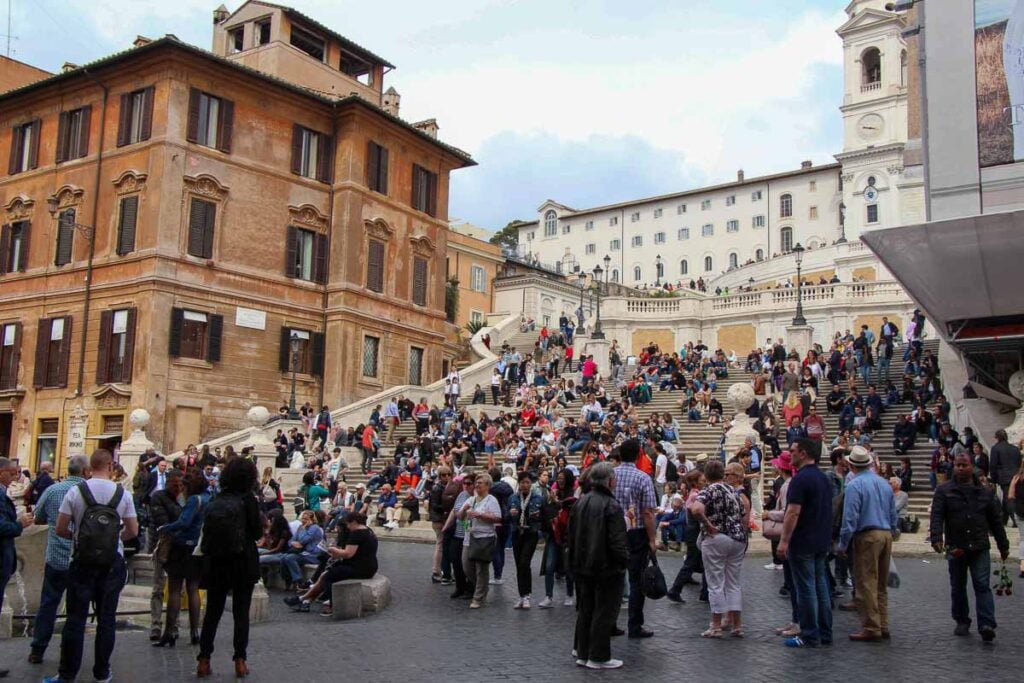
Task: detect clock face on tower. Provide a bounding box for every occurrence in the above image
[857,113,884,141]
[864,186,879,203]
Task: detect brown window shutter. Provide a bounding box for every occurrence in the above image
[217,98,234,153]
[285,225,298,277]
[33,317,51,388]
[121,308,137,382]
[9,322,20,387]
[168,308,184,356]
[188,198,211,257]
[27,120,40,170]
[427,171,437,217]
[367,239,384,293]
[55,111,69,164]
[379,146,389,195]
[186,88,201,143]
[206,313,223,363]
[55,210,74,266]
[77,105,91,159]
[290,124,303,175]
[17,221,29,272]
[140,86,154,141]
[117,196,138,255]
[311,332,325,377]
[413,257,427,306]
[316,134,333,183]
[0,224,10,275]
[366,141,379,191]
[279,326,291,372]
[116,93,131,147]
[8,126,21,174]
[411,165,422,211]
[202,201,216,259]
[57,316,72,388]
[313,233,328,284]
[95,310,112,384]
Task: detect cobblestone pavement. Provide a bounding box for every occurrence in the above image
[1,543,1020,682]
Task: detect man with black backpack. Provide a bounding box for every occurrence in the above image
[45,449,137,683]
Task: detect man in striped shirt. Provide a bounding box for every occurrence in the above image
[28,455,89,664]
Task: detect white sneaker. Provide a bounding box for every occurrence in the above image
[489,577,504,585]
[522,596,531,609]
[513,598,525,610]
[563,597,575,607]
[572,649,578,657]
[763,563,776,570]
[575,659,588,667]
[586,659,623,670]
[538,596,553,609]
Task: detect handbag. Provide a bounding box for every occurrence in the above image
[467,534,496,562]
[641,555,668,600]
[762,518,783,540]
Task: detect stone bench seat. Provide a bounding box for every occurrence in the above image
[330,574,391,620]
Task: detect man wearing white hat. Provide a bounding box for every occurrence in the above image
[837,445,898,643]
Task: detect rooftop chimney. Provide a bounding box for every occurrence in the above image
[413,118,439,139]
[801,160,813,169]
[383,86,401,117]
[133,35,152,48]
[61,62,79,73]
[213,4,230,24]
[737,169,745,182]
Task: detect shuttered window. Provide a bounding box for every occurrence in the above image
[54,209,75,266]
[33,316,72,389]
[116,86,154,147]
[290,125,333,183]
[169,308,223,363]
[55,106,91,163]
[278,327,325,376]
[412,256,428,306]
[187,198,216,259]
[0,322,21,390]
[411,164,437,216]
[366,238,385,293]
[96,308,136,384]
[367,141,389,194]
[0,221,30,274]
[8,119,40,175]
[285,226,327,283]
[117,196,139,255]
[186,88,234,153]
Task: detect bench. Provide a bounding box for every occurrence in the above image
[330,574,392,620]
[260,562,320,590]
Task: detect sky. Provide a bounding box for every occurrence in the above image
[6,0,848,231]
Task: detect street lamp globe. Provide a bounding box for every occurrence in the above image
[792,242,805,266]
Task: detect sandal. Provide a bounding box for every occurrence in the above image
[730,629,745,638]
[775,623,797,635]
[701,628,724,639]
[781,626,800,637]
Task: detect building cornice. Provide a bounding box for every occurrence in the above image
[834,142,905,163]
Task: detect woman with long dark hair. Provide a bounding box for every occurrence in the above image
[196,458,261,679]
[538,468,576,609]
[154,469,210,647]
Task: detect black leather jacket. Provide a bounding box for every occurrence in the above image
[149,489,183,530]
[929,479,1009,554]
[567,484,628,580]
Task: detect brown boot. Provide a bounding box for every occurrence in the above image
[196,657,212,678]
[234,658,249,678]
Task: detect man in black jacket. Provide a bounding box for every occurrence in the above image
[568,461,628,670]
[990,429,1022,528]
[147,470,183,641]
[929,453,1009,642]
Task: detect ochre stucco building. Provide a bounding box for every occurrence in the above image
[0,1,474,469]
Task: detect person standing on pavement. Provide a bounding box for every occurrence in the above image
[777,438,834,648]
[509,471,544,609]
[44,449,138,683]
[428,466,456,583]
[1009,458,1024,577]
[146,469,183,641]
[613,438,658,639]
[989,429,1021,528]
[1,457,35,679]
[28,455,89,665]
[929,452,1010,643]
[568,461,628,669]
[837,445,898,642]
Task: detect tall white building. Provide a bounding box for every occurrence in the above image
[517,1,924,287]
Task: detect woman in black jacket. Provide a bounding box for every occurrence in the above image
[196,458,262,679]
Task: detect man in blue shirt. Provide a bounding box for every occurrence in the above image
[29,455,89,664]
[838,445,898,642]
[778,438,833,648]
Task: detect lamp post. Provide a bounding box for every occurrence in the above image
[655,253,663,287]
[592,264,605,339]
[576,268,587,331]
[837,202,847,243]
[288,332,301,419]
[792,243,807,326]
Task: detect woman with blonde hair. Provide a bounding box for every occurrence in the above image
[458,472,502,608]
[782,391,803,427]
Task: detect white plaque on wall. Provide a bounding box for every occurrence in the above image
[235,307,267,330]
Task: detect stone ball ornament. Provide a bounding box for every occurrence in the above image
[728,382,756,413]
[1009,370,1024,402]
[128,408,150,430]
[247,405,270,428]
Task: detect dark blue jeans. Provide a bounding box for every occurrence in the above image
[491,524,511,579]
[625,528,650,634]
[31,563,70,654]
[59,556,127,682]
[789,551,833,645]
[948,549,996,630]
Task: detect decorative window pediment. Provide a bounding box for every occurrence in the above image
[112,170,149,195]
[3,195,34,221]
[288,204,329,232]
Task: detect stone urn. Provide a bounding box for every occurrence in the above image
[1006,370,1024,446]
[724,382,759,456]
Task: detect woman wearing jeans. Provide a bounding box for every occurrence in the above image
[539,469,577,608]
[690,460,749,638]
[458,473,502,609]
[509,472,544,609]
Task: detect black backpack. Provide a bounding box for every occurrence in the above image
[665,458,679,483]
[201,493,247,557]
[74,482,124,567]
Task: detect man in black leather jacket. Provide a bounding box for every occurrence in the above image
[568,462,628,669]
[148,471,183,641]
[929,453,1009,642]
